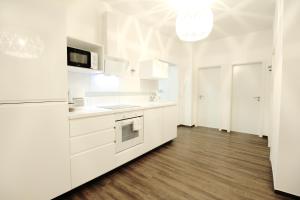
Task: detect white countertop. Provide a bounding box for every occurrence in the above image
[68,101,177,120]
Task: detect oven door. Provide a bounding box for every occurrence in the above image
[115,117,144,153]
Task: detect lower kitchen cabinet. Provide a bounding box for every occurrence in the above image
[69,115,114,137]
[70,143,115,188]
[144,105,178,151]
[144,107,163,151]
[69,114,116,188]
[70,128,115,155]
[68,105,177,192]
[162,106,178,143]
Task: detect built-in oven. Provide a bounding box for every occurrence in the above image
[115,112,144,153]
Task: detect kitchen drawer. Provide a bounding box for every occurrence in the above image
[71,143,115,188]
[114,111,143,121]
[70,129,115,155]
[70,115,114,137]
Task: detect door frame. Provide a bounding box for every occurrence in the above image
[230,61,266,137]
[196,66,222,128]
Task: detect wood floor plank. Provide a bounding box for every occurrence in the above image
[55,127,290,200]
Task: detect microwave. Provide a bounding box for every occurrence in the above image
[67,47,98,70]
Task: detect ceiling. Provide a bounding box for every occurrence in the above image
[102,0,275,40]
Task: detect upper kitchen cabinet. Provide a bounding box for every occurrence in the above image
[104,12,126,59]
[139,59,169,80]
[67,36,105,74]
[104,56,129,76]
[0,0,68,103]
[104,11,170,77]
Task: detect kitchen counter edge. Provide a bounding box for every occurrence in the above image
[68,102,177,120]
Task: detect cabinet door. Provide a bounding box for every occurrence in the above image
[0,102,71,200]
[104,57,128,76]
[162,106,178,143]
[70,115,114,137]
[153,60,168,79]
[71,143,115,188]
[0,0,67,103]
[140,60,169,80]
[70,129,115,155]
[144,108,163,151]
[156,61,169,79]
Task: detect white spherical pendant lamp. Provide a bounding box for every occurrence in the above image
[176,8,214,42]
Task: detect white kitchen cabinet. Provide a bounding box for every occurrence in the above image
[0,102,71,200]
[140,59,169,80]
[71,143,115,188]
[162,106,178,143]
[115,143,146,167]
[69,114,116,188]
[70,115,115,137]
[0,0,68,103]
[70,129,115,155]
[144,108,164,151]
[69,110,146,188]
[68,105,177,191]
[104,12,124,59]
[144,105,178,151]
[104,56,129,76]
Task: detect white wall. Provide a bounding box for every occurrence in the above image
[270,0,283,177]
[192,30,273,133]
[271,0,300,196]
[66,0,193,125]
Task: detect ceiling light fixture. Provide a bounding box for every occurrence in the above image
[168,0,215,42]
[176,9,214,42]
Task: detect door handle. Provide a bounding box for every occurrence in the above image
[253,96,261,102]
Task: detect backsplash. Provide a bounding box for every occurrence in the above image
[68,71,158,105]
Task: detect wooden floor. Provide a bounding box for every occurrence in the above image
[55,127,291,200]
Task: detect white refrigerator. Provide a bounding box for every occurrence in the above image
[0,1,71,200]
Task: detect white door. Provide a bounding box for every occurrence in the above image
[159,65,178,102]
[231,63,263,135]
[197,67,221,129]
